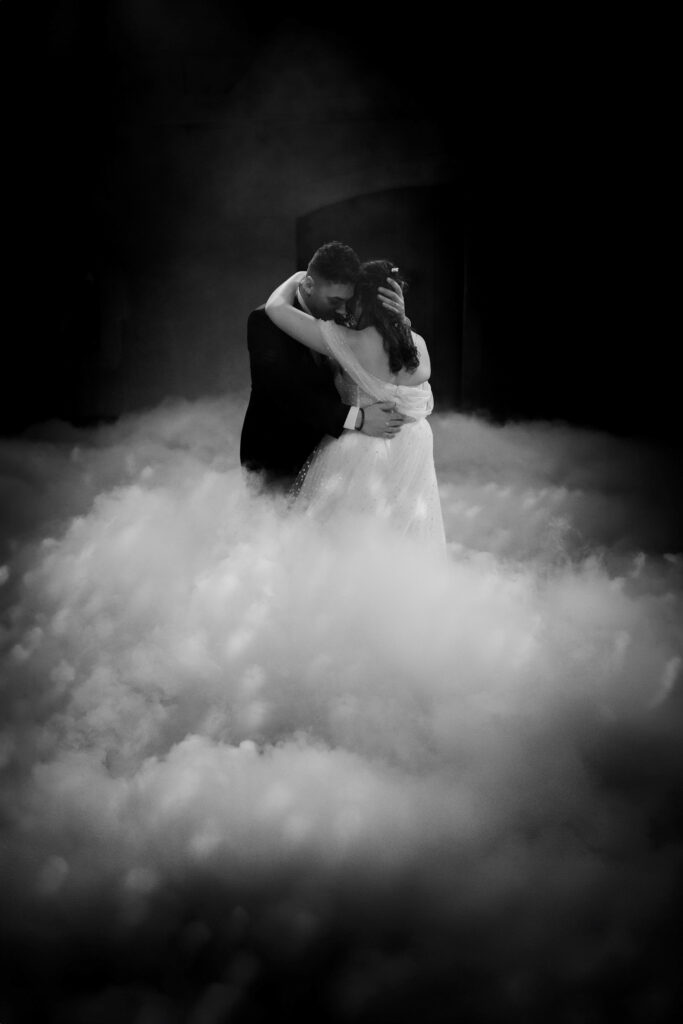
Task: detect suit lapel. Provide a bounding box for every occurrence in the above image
[294,294,325,370]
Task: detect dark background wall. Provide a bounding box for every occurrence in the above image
[1,2,677,446]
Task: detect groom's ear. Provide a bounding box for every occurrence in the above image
[300,274,315,295]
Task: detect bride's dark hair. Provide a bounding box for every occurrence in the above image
[354,259,419,374]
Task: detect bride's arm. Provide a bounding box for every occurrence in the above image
[265,272,329,354]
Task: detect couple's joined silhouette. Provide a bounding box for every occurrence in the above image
[240,242,445,552]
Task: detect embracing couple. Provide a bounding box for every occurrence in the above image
[240,242,445,551]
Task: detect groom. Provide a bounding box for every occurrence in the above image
[240,241,409,492]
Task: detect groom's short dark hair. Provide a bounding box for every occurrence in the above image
[307,241,360,285]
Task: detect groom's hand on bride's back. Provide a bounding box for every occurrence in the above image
[362,402,407,438]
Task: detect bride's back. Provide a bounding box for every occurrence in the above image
[347,326,431,386]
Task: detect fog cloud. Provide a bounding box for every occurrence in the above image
[1,399,681,1023]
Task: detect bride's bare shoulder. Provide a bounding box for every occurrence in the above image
[412,331,431,366]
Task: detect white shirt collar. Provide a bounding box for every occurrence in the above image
[296,286,313,315]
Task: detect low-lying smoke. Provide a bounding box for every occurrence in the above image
[1,398,681,1023]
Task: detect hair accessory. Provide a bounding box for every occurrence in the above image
[391,266,399,273]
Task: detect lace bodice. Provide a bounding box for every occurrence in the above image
[319,320,434,420]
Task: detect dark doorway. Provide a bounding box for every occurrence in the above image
[297,184,464,411]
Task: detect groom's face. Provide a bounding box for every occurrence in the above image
[302,274,355,321]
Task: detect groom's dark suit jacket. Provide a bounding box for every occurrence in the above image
[240,300,351,489]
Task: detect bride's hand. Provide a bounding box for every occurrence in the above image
[284,270,307,287]
[276,270,308,303]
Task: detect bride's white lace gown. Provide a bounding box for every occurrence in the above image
[292,319,446,551]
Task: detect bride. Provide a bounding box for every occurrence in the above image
[265,260,446,551]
